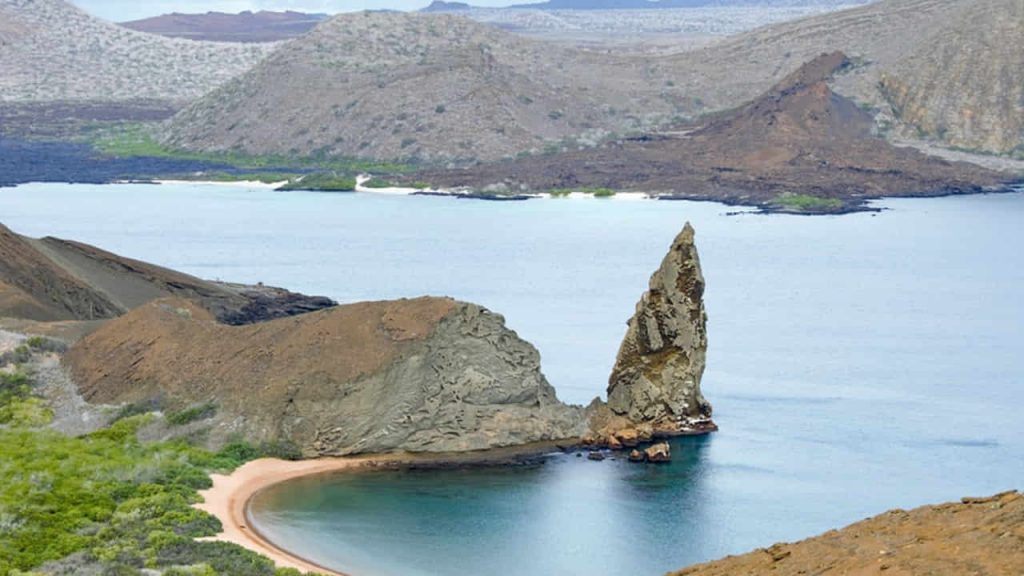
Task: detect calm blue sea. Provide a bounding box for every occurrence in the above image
[2,183,1022,576]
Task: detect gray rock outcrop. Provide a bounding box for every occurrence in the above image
[66,296,587,456]
[309,303,588,455]
[604,222,714,435]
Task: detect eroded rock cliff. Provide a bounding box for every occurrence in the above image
[592,222,714,441]
[65,296,587,456]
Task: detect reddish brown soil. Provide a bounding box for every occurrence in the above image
[672,490,1024,576]
[66,296,456,408]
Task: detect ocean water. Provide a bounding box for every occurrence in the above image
[2,183,1022,576]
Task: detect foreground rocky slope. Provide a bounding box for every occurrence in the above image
[0,223,334,324]
[421,52,1008,211]
[672,490,1024,576]
[66,297,587,456]
[0,0,270,103]
[120,11,328,43]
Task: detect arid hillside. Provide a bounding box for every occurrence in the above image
[120,10,329,43]
[672,490,1024,576]
[0,0,271,103]
[877,0,1023,155]
[419,53,1008,211]
[0,223,334,324]
[162,0,1022,162]
[162,11,696,162]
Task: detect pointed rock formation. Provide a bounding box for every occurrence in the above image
[603,222,714,436]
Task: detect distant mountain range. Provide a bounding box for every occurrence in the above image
[421,0,863,11]
[0,0,270,103]
[162,0,1024,161]
[120,10,330,43]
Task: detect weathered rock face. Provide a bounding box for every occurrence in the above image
[877,0,1024,155]
[66,297,587,456]
[644,442,671,463]
[605,222,713,435]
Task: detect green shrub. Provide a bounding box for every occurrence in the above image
[0,419,313,574]
[0,371,36,425]
[591,188,616,198]
[111,399,162,423]
[167,403,218,426]
[25,336,66,353]
[773,193,844,212]
[361,177,395,189]
[276,173,357,192]
[89,123,414,176]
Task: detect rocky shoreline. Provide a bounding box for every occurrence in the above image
[2,134,1020,216]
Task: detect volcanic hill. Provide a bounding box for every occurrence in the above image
[418,52,1008,211]
[0,0,270,103]
[161,11,694,162]
[120,10,329,43]
[66,296,589,456]
[0,223,334,325]
[161,0,1023,161]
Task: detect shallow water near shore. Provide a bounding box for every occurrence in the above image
[2,183,1023,575]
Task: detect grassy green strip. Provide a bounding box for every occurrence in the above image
[89,123,414,175]
[773,193,844,212]
[276,173,357,192]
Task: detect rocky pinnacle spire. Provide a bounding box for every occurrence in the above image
[605,222,714,435]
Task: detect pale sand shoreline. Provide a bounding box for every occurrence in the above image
[192,443,570,575]
[194,456,403,575]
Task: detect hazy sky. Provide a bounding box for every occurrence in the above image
[71,0,514,21]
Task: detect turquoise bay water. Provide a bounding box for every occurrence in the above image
[1,184,1022,575]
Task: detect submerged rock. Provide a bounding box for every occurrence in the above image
[604,222,715,436]
[644,442,671,463]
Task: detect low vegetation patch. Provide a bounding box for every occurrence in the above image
[89,124,413,176]
[0,360,308,573]
[167,402,218,426]
[169,171,302,184]
[361,177,397,189]
[546,187,616,198]
[276,172,357,192]
[773,193,844,212]
[0,417,306,575]
[0,337,67,366]
[0,370,52,428]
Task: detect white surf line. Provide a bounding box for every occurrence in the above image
[354,174,654,201]
[152,179,288,189]
[355,174,423,195]
[539,191,653,201]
